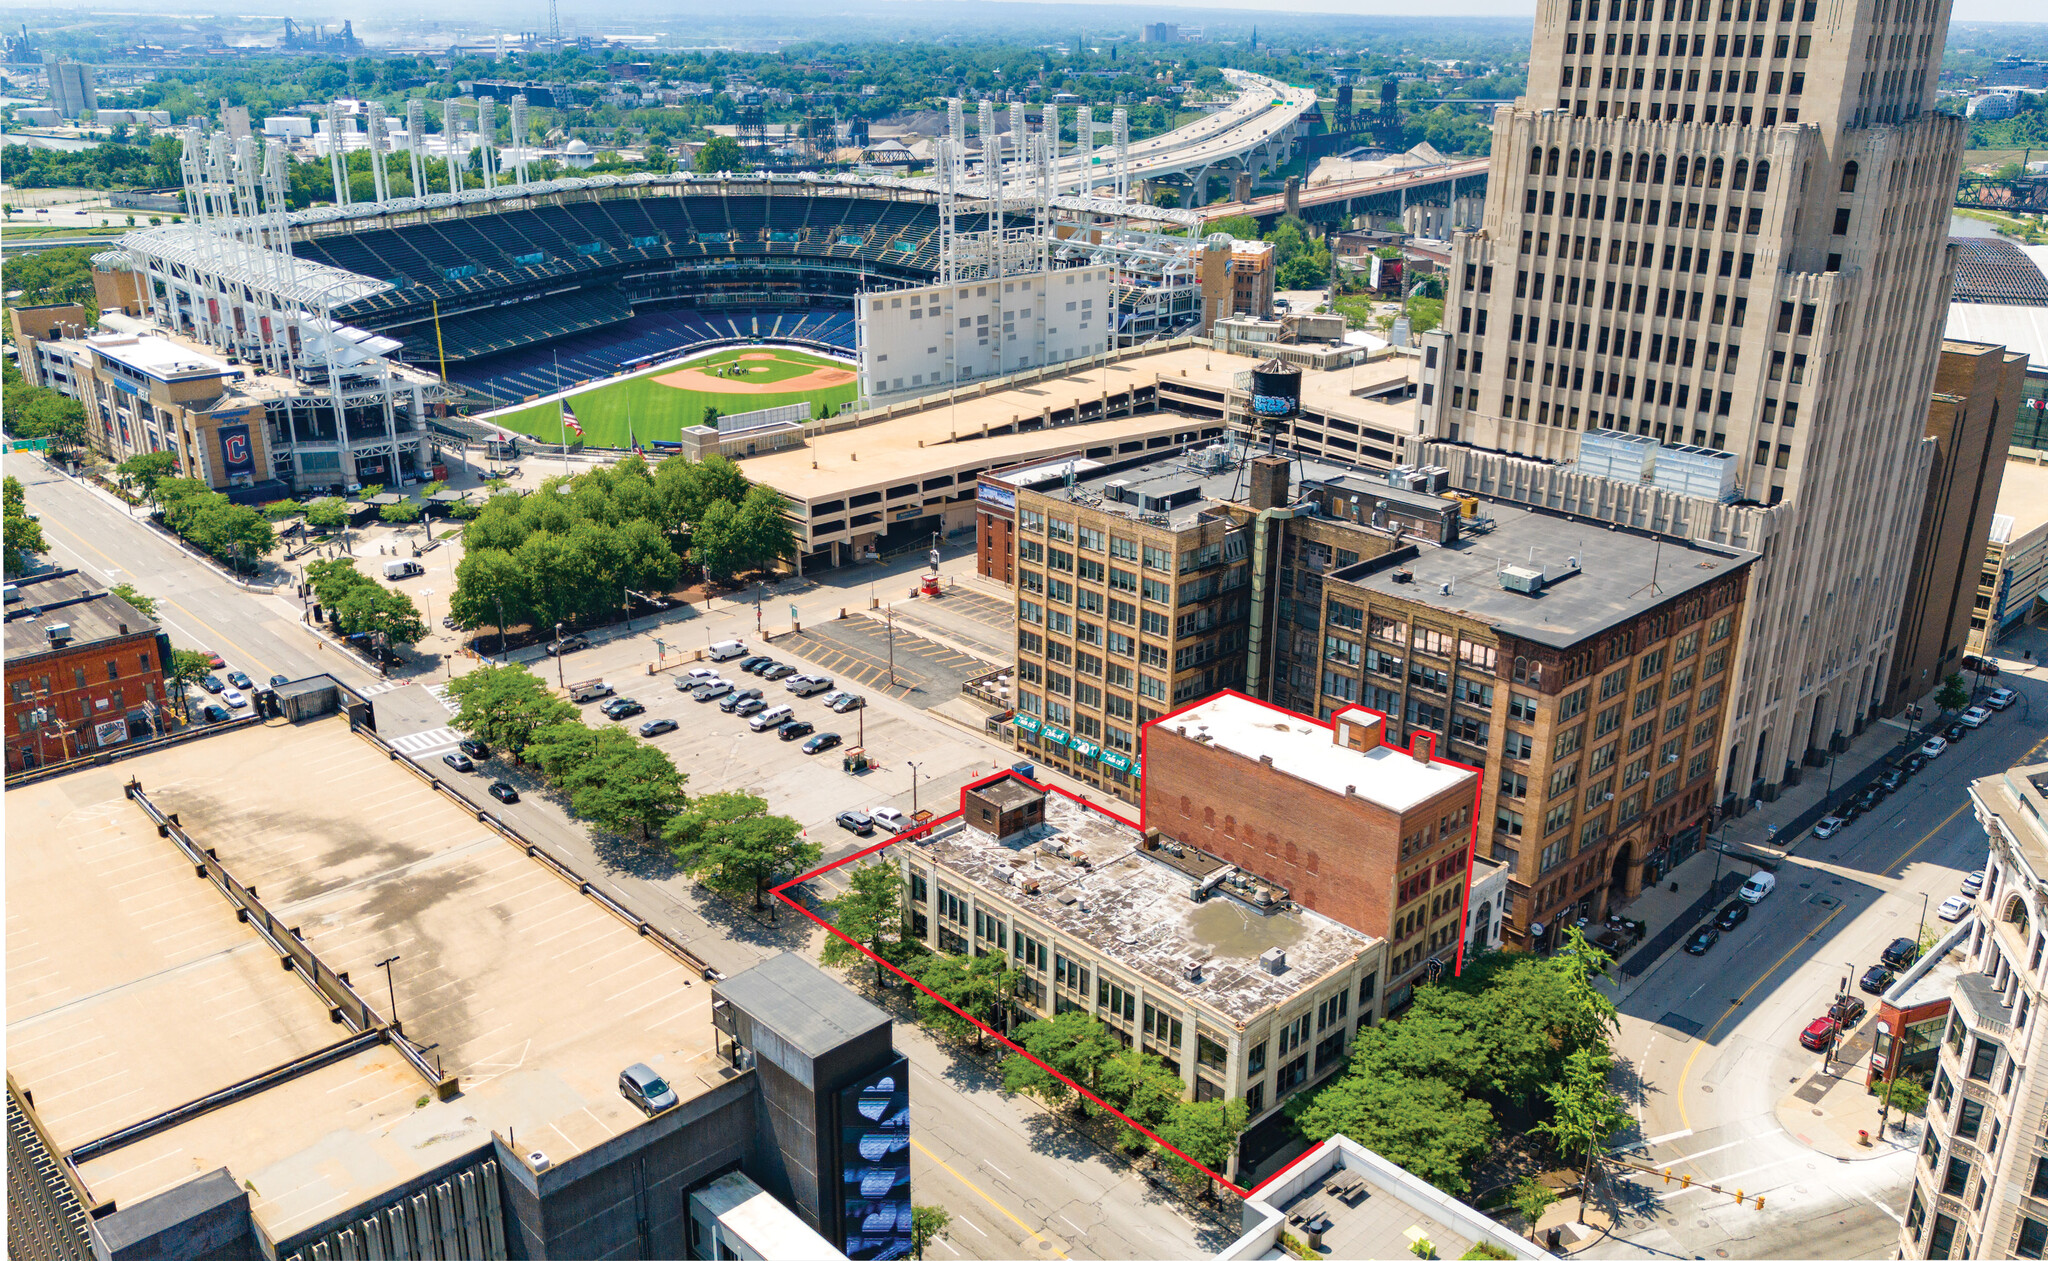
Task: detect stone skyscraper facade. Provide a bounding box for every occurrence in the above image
[1412,0,1964,810]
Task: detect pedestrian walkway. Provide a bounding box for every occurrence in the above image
[1716,704,1940,861]
[1772,1053,1922,1161]
[387,726,460,755]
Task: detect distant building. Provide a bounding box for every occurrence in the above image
[1140,22,1180,43]
[41,54,94,119]
[1950,238,2048,307]
[3,569,172,773]
[1968,91,2019,119]
[1970,456,2048,654]
[1945,300,2048,451]
[5,302,91,390]
[13,105,61,126]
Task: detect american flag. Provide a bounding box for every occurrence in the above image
[561,401,583,436]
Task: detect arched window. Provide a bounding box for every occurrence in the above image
[1708,157,1725,188]
[1619,152,1635,181]
[1514,656,1529,682]
[1179,795,1192,817]
[1692,157,1707,187]
[1732,158,1749,190]
[1203,806,1216,829]
[1598,149,1613,179]
[1567,148,1582,177]
[1223,814,1236,837]
[1651,153,1667,184]
[1547,147,1561,175]
[1753,159,1771,191]
[1529,145,1544,175]
[2009,896,2032,941]
[1840,160,1859,192]
[1672,155,1689,186]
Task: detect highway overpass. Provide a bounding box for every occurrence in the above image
[1198,156,1492,225]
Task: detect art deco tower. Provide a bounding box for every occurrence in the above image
[1412,0,1964,808]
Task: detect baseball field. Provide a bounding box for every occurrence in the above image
[480,346,860,448]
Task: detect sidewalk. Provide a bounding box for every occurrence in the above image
[1772,1050,1923,1161]
[1715,710,1927,859]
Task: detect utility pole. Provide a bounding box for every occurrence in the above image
[555,622,567,689]
[908,760,923,816]
[887,604,897,686]
[377,954,403,1027]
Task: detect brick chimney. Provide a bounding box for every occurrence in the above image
[1248,455,1290,512]
[1411,732,1435,765]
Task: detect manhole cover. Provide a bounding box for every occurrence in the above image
[1811,894,1842,908]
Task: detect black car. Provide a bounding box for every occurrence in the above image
[1945,722,1968,743]
[488,780,520,804]
[602,698,645,719]
[720,687,765,713]
[442,752,476,773]
[459,739,491,760]
[760,662,798,681]
[1837,800,1864,823]
[200,704,231,723]
[1879,768,1907,793]
[1882,936,1921,969]
[1857,786,1887,811]
[227,671,253,689]
[1860,964,1896,995]
[1903,752,1930,776]
[1715,901,1749,930]
[268,673,290,687]
[738,655,773,674]
[1685,926,1721,955]
[779,719,816,742]
[640,717,679,737]
[199,674,227,694]
[802,731,842,754]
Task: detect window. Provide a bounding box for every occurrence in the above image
[1970,1037,2001,1083]
[1928,1214,1958,1260]
[1142,1003,1184,1048]
[1956,1097,1985,1141]
[1942,1155,1972,1197]
[1508,692,1540,722]
[2018,1219,2048,1261]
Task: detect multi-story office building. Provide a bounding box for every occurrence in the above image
[1411,0,1966,813]
[1901,761,2048,1260]
[1969,455,2048,656]
[43,55,95,119]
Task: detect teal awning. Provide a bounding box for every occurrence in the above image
[1100,750,1132,773]
[1014,713,1041,733]
[1042,726,1071,748]
[1070,738,1101,761]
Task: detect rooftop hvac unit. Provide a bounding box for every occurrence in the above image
[1182,959,1204,982]
[1499,564,1546,594]
[1651,444,1740,502]
[1576,430,1659,484]
[1102,479,1131,502]
[1259,947,1288,975]
[44,623,71,642]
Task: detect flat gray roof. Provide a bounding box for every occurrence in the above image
[4,569,159,660]
[1331,500,1756,649]
[714,953,889,1062]
[1027,445,1373,530]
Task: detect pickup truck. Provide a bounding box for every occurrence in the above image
[569,680,615,703]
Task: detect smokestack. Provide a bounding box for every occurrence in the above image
[1248,455,1289,512]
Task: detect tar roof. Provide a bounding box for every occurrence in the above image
[714,953,889,1061]
[1331,499,1756,649]
[1160,693,1475,813]
[7,720,726,1241]
[915,793,1376,1024]
[1026,445,1372,530]
[3,569,159,659]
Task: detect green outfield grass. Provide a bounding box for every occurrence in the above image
[481,346,859,448]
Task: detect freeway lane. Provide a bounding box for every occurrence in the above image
[1588,681,2048,1259]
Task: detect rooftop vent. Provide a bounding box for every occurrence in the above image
[1182,959,1204,983]
[526,1151,552,1172]
[1259,947,1288,975]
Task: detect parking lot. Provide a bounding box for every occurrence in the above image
[885,586,1016,662]
[771,615,995,709]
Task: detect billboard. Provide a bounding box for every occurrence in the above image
[216,423,255,480]
[835,1057,911,1260]
[976,482,1017,514]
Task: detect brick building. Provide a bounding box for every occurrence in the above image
[4,570,173,773]
[1141,693,1486,1012]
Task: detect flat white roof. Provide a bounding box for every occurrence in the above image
[693,1171,846,1260]
[1945,302,2048,370]
[88,333,232,378]
[1159,693,1476,813]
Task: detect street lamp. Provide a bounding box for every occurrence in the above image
[554,622,567,689]
[1916,892,1930,959]
[907,760,924,817]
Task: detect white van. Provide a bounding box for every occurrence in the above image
[383,559,424,579]
[1737,871,1778,904]
[749,705,794,732]
[708,639,748,661]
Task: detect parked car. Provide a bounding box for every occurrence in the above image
[749,705,794,732]
[1800,1014,1843,1051]
[733,697,768,717]
[488,780,520,804]
[442,752,476,773]
[802,731,842,754]
[571,681,616,702]
[738,655,773,674]
[1837,800,1865,824]
[199,674,227,694]
[618,1063,678,1116]
[459,739,491,760]
[1986,687,2018,711]
[707,639,749,662]
[720,687,765,713]
[640,717,680,737]
[779,719,817,742]
[268,674,290,687]
[1937,895,1971,922]
[1944,722,1969,744]
[1963,870,1986,896]
[1882,937,1921,969]
[545,634,592,656]
[1959,705,1992,729]
[200,704,231,723]
[1737,871,1778,903]
[226,671,253,689]
[1715,901,1750,930]
[1963,654,2001,676]
[760,662,799,681]
[830,692,868,713]
[602,698,645,720]
[786,674,833,696]
[1685,926,1721,955]
[1903,752,1930,776]
[1859,965,1895,995]
[200,649,226,668]
[1811,815,1844,840]
[221,689,247,709]
[681,668,722,684]
[1920,736,1949,759]
[1878,768,1907,793]
[694,680,735,701]
[1856,785,1887,812]
[836,810,875,835]
[870,807,911,834]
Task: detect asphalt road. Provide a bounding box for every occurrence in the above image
[17,459,1219,1261]
[1587,679,2048,1260]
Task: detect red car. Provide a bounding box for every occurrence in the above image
[1799,996,1867,1051]
[1799,1016,1840,1051]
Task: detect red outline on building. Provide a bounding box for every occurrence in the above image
[773,689,1486,1200]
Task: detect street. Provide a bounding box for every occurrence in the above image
[15,458,1224,1260]
[1588,678,2048,1259]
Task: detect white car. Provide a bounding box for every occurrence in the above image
[221,689,248,709]
[786,674,833,696]
[870,806,910,833]
[1937,895,1971,923]
[1958,705,1992,729]
[1963,870,1986,896]
[1985,688,2018,711]
[693,679,735,701]
[1811,816,1844,839]
[682,667,722,683]
[1920,736,1949,759]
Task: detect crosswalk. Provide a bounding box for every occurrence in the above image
[426,683,461,713]
[388,726,460,755]
[358,680,407,697]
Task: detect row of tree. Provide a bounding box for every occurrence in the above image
[449,454,793,639]
[2,361,89,455]
[4,476,48,578]
[155,478,278,573]
[819,861,1250,1193]
[445,666,821,901]
[305,558,429,647]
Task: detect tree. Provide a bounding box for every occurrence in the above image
[908,950,1014,1047]
[166,647,213,708]
[1937,672,1971,714]
[821,859,905,983]
[690,497,746,584]
[306,556,375,608]
[1155,1097,1250,1196]
[1000,1010,1121,1114]
[446,665,580,761]
[117,450,180,505]
[1097,1049,1186,1152]
[694,134,749,173]
[562,741,687,841]
[334,583,428,647]
[1293,1054,1496,1196]
[1509,1176,1559,1238]
[1209,214,1260,239]
[451,547,530,642]
[380,499,425,525]
[108,582,157,619]
[731,483,797,574]
[305,497,347,529]
[665,791,820,909]
[3,476,48,577]
[1531,1047,1630,1223]
[909,1205,950,1260]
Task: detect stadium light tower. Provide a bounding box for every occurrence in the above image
[547,0,561,42]
[443,98,464,194]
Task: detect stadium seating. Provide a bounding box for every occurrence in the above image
[427,286,634,363]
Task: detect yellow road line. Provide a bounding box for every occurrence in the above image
[1885,802,1970,873]
[1675,902,1845,1135]
[909,1135,1068,1258]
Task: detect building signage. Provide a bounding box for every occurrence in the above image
[1042,725,1071,748]
[834,1059,912,1260]
[93,720,128,748]
[1013,713,1041,733]
[1070,737,1101,761]
[216,423,255,479]
[976,482,1018,514]
[1099,750,1132,773]
[894,508,924,521]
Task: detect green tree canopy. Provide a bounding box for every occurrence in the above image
[999,1010,1121,1115]
[304,497,348,529]
[4,476,48,578]
[334,583,428,647]
[117,451,181,504]
[1155,1097,1250,1192]
[665,790,820,908]
[821,859,906,982]
[379,499,425,525]
[446,664,580,761]
[694,134,749,173]
[107,582,158,620]
[561,740,688,841]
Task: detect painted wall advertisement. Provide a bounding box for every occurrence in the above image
[835,1057,911,1259]
[216,421,256,481]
